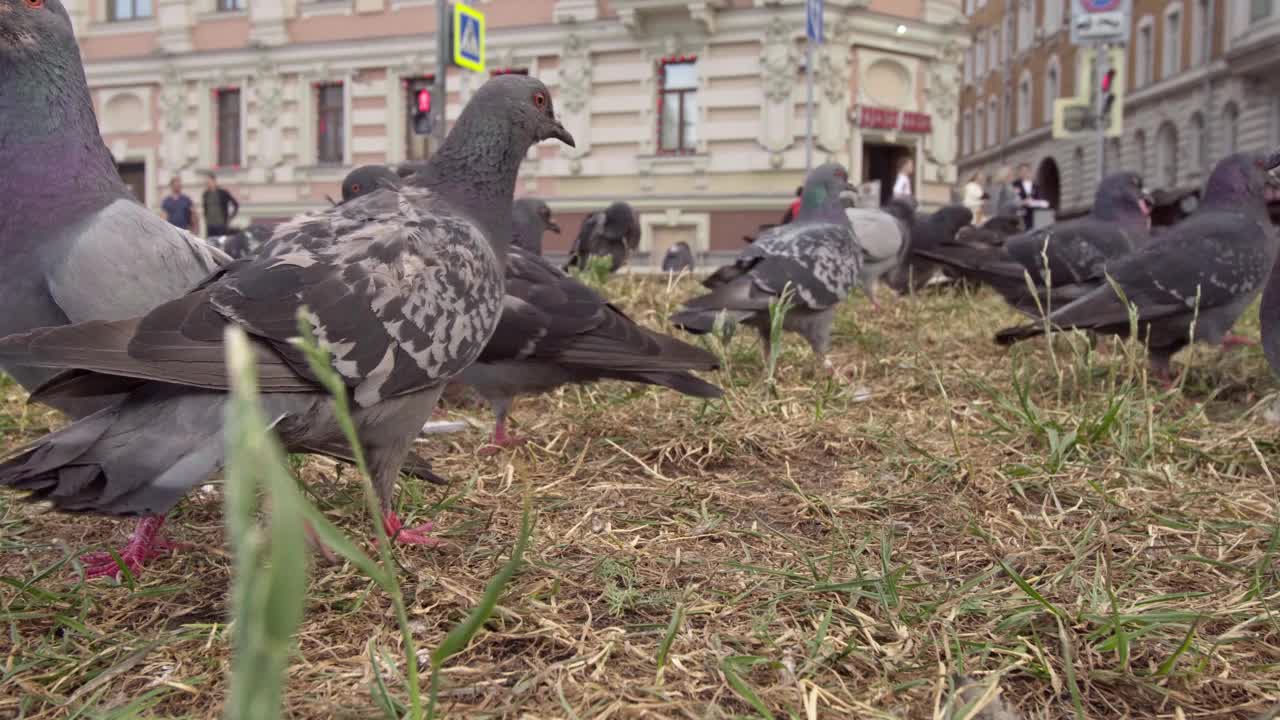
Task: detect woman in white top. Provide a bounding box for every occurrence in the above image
[963,170,988,224]
[892,157,914,200]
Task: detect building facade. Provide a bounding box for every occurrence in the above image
[71,0,967,265]
[957,0,1280,216]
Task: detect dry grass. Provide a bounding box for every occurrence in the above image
[3,273,1280,719]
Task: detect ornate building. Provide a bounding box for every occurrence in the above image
[73,0,966,264]
[957,0,1280,216]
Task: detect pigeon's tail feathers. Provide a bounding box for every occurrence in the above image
[0,386,229,517]
[701,256,763,290]
[631,371,724,399]
[672,276,771,334]
[559,315,722,373]
[669,307,753,334]
[994,324,1046,346]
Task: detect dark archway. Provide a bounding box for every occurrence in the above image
[1035,157,1062,211]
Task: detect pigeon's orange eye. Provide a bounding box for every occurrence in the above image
[533,92,547,109]
[351,183,361,194]
[25,0,45,7]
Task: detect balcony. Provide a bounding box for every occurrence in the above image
[610,0,727,35]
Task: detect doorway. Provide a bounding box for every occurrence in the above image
[116,161,145,203]
[862,142,912,207]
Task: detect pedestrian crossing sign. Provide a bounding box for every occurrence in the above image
[453,3,485,73]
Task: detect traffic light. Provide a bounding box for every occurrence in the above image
[1100,68,1117,117]
[412,87,433,136]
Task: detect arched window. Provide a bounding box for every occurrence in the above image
[1044,57,1060,127]
[1223,102,1239,154]
[1156,122,1179,188]
[1106,137,1123,173]
[1017,71,1032,133]
[1134,129,1148,177]
[962,110,972,155]
[1189,112,1208,176]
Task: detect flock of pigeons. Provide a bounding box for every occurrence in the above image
[4,3,1280,581]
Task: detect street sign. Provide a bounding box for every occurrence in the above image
[453,2,485,73]
[1071,0,1131,44]
[806,0,823,44]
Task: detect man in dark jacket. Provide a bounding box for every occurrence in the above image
[201,171,240,237]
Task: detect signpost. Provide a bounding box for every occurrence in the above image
[1067,0,1131,182]
[805,0,822,173]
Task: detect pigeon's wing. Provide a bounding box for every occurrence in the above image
[1043,211,1273,331]
[567,212,604,267]
[45,199,230,324]
[1006,219,1139,285]
[846,208,904,263]
[5,188,503,408]
[477,250,601,363]
[748,222,862,309]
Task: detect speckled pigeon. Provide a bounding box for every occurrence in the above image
[512,197,560,255]
[670,164,860,371]
[341,170,721,453]
[914,173,1152,315]
[0,0,228,419]
[662,241,696,272]
[565,201,641,273]
[997,152,1280,380]
[0,75,575,578]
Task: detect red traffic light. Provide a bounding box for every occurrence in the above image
[1101,69,1115,94]
[416,88,431,113]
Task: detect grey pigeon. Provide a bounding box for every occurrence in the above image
[915,173,1152,316]
[0,75,575,578]
[670,164,860,372]
[661,241,696,273]
[884,203,975,294]
[844,204,910,309]
[341,165,401,204]
[341,170,721,453]
[0,1,228,418]
[512,197,560,255]
[997,152,1280,380]
[565,201,641,273]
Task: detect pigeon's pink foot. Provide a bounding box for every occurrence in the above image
[478,421,526,456]
[382,511,443,547]
[80,516,173,580]
[1222,334,1257,351]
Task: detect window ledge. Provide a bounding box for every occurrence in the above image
[300,2,354,18]
[637,154,709,175]
[87,18,157,36]
[198,9,249,22]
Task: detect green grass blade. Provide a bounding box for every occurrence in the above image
[719,655,777,720]
[655,601,684,682]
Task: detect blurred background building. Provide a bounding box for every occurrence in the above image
[957,0,1280,217]
[70,0,967,266]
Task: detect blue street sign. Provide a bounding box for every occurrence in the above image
[453,3,485,73]
[806,0,823,43]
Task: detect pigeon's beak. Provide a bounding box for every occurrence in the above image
[548,221,562,234]
[1140,190,1153,216]
[548,119,575,147]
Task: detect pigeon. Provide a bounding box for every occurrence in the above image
[512,197,560,255]
[218,223,278,260]
[661,241,696,272]
[340,170,721,453]
[997,152,1280,380]
[914,173,1152,316]
[843,200,911,309]
[0,1,228,418]
[341,165,401,204]
[885,203,975,294]
[670,164,860,372]
[565,201,641,273]
[0,75,576,578]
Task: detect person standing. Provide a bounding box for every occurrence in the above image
[201,171,240,237]
[892,156,914,200]
[963,170,988,224]
[1013,162,1047,229]
[987,165,1022,224]
[161,177,197,232]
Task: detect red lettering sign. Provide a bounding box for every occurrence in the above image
[901,112,932,133]
[855,106,933,134]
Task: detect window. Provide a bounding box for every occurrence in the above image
[1134,129,1148,176]
[109,0,153,21]
[1252,0,1273,22]
[964,46,973,84]
[1224,102,1239,154]
[1016,73,1031,133]
[404,76,434,163]
[1003,91,1012,143]
[1191,0,1210,64]
[1017,0,1034,52]
[1044,0,1063,33]
[316,83,344,164]
[1189,112,1207,175]
[1003,13,1014,58]
[990,26,1000,67]
[1163,6,1182,79]
[215,88,241,168]
[962,110,973,155]
[977,104,986,149]
[1156,122,1178,187]
[1107,138,1123,172]
[1135,19,1154,87]
[217,0,246,10]
[1044,59,1060,126]
[965,0,974,15]
[987,97,998,147]
[658,58,698,154]
[976,31,987,76]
